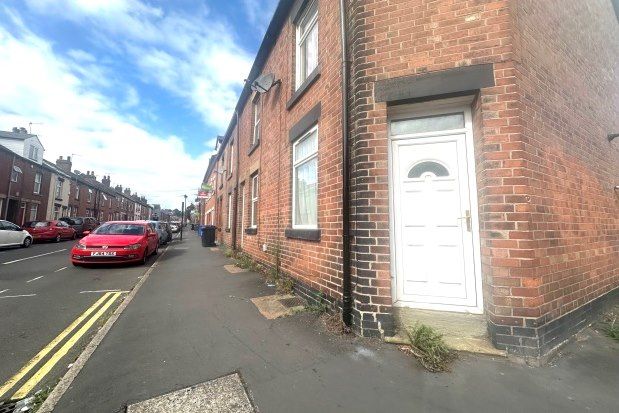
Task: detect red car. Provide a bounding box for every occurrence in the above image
[23,220,77,243]
[71,221,159,266]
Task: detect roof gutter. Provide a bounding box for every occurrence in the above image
[339,0,352,327]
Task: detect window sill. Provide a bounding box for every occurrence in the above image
[248,140,260,156]
[225,228,231,233]
[245,227,257,235]
[286,66,321,110]
[285,228,321,242]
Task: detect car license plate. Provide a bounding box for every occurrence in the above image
[91,251,116,257]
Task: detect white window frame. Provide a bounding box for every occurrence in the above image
[29,204,38,221]
[29,145,38,161]
[250,174,259,228]
[87,189,93,203]
[75,186,80,200]
[227,193,233,230]
[252,95,261,146]
[55,180,63,199]
[295,0,318,89]
[53,204,60,220]
[228,142,234,177]
[10,170,19,183]
[292,125,318,229]
[34,173,42,194]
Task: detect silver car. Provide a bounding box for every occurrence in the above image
[144,221,170,245]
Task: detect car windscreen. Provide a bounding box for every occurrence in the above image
[25,221,50,228]
[60,217,75,225]
[93,224,145,235]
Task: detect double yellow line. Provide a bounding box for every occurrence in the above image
[0,292,122,400]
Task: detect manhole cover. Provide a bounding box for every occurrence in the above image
[279,297,305,308]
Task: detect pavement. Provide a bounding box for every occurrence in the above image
[37,232,619,413]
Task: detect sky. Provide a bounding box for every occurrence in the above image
[0,0,278,208]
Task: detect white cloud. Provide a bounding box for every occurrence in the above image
[0,16,210,208]
[24,0,253,130]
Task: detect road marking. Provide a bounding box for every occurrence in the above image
[12,292,122,399]
[54,267,68,272]
[27,276,44,283]
[0,294,36,299]
[0,289,8,294]
[79,289,129,294]
[2,249,67,265]
[0,292,113,399]
[37,246,170,413]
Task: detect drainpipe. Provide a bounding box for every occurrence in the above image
[339,0,352,327]
[4,154,16,220]
[232,110,241,250]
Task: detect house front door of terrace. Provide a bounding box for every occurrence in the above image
[390,102,483,313]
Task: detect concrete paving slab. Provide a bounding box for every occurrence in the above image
[250,294,304,319]
[394,307,505,356]
[126,373,254,413]
[224,264,248,274]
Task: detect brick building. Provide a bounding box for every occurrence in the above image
[0,144,51,224]
[199,155,218,226]
[205,0,618,359]
[54,156,152,222]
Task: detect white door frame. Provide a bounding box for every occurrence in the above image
[388,96,484,314]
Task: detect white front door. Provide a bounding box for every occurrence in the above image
[390,103,482,313]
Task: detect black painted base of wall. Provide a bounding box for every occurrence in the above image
[489,287,618,359]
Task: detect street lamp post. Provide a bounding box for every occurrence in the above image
[180,194,187,240]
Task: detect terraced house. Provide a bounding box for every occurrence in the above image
[203,0,618,359]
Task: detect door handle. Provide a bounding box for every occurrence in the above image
[457,210,472,232]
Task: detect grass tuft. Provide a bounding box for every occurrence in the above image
[404,323,455,372]
[601,313,619,342]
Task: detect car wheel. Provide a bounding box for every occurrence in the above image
[152,244,158,256]
[72,262,81,267]
[141,250,148,265]
[22,237,32,248]
[55,234,61,243]
[72,232,77,240]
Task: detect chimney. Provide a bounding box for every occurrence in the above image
[84,171,97,181]
[102,175,111,187]
[115,185,122,192]
[56,156,72,173]
[124,188,131,195]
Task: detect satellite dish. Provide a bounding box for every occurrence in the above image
[250,73,276,93]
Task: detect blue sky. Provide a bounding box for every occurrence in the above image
[0,0,277,207]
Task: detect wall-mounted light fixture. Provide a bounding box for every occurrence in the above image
[609,133,619,142]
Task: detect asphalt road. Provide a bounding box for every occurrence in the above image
[0,236,170,402]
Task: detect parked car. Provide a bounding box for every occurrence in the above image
[169,223,180,233]
[141,220,168,246]
[161,222,173,243]
[0,220,33,248]
[23,220,77,243]
[71,221,158,266]
[59,217,99,237]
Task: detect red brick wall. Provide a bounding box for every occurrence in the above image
[499,0,618,354]
[0,149,50,224]
[217,0,346,302]
[211,0,618,356]
[348,0,516,336]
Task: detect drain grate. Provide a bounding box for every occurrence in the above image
[0,401,17,413]
[279,297,305,308]
[0,396,33,413]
